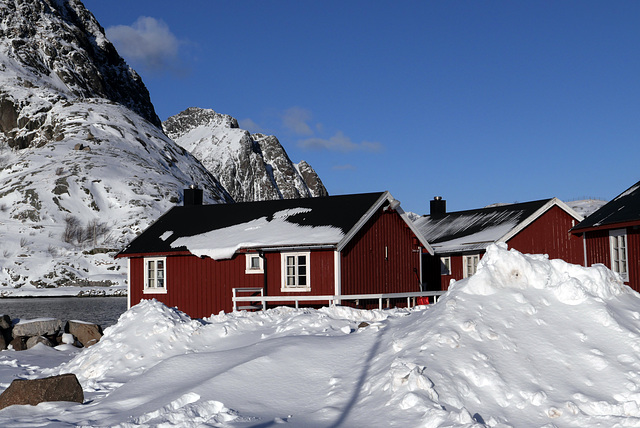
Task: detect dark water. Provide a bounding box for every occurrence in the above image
[0,297,128,328]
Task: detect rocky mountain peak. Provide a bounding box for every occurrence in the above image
[164,107,328,203]
[0,0,160,148]
[163,107,239,138]
[0,1,231,292]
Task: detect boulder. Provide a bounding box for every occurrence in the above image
[0,374,84,410]
[0,314,11,345]
[12,319,62,338]
[26,336,54,349]
[9,337,26,351]
[0,314,11,330]
[65,320,102,347]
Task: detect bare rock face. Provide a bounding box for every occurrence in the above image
[0,2,233,291]
[164,108,329,202]
[0,0,161,131]
[0,373,83,410]
[65,320,103,347]
[297,160,328,198]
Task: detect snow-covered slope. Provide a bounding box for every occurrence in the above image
[0,0,231,293]
[1,245,639,426]
[567,198,608,219]
[163,107,328,202]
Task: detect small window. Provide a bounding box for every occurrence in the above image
[463,254,480,278]
[440,257,451,275]
[610,229,629,281]
[281,252,310,291]
[144,257,167,294]
[245,253,264,274]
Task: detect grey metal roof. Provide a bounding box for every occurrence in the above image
[414,199,555,254]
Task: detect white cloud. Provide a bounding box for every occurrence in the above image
[282,107,314,136]
[106,17,183,74]
[298,131,383,153]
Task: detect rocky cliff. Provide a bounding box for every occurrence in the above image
[163,107,328,202]
[0,0,231,292]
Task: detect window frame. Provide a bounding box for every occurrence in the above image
[281,252,311,292]
[143,256,168,294]
[440,256,451,275]
[462,254,480,278]
[609,229,629,281]
[245,253,264,274]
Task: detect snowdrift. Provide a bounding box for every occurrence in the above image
[6,244,640,427]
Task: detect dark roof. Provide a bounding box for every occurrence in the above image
[414,199,558,254]
[118,192,389,257]
[572,180,640,232]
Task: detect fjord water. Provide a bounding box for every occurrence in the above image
[0,297,128,328]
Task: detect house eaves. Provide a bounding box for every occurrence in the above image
[336,191,434,255]
[498,197,584,243]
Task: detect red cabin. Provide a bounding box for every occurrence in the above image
[571,181,640,292]
[415,197,585,291]
[116,191,434,318]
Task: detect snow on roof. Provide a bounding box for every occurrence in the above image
[170,208,344,260]
[428,221,519,253]
[118,192,393,258]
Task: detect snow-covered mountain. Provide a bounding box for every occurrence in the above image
[566,198,608,218]
[163,107,328,202]
[0,0,232,293]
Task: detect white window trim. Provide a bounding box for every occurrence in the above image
[143,256,168,294]
[245,253,264,274]
[610,229,629,281]
[440,256,451,275]
[463,254,480,278]
[281,252,311,292]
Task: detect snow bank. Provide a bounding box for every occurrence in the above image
[11,244,640,426]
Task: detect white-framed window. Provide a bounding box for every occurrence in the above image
[440,256,451,275]
[144,257,167,294]
[245,253,264,274]
[281,252,310,292]
[610,229,629,281]
[463,254,480,278]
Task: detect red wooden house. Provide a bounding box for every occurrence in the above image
[571,180,640,292]
[415,197,584,291]
[116,191,434,318]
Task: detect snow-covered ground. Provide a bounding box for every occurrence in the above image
[0,244,639,427]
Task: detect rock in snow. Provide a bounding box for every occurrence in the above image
[0,244,631,426]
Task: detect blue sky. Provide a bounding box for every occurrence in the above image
[82,0,640,214]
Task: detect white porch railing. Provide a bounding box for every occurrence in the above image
[232,288,445,312]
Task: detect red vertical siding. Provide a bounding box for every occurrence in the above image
[341,209,422,295]
[506,206,583,264]
[129,250,336,318]
[129,254,265,318]
[628,228,640,291]
[584,227,640,292]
